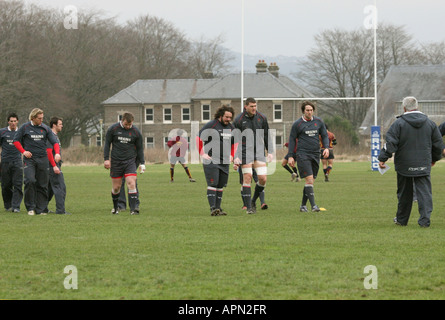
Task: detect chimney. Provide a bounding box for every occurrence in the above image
[203,71,214,79]
[268,62,279,77]
[255,60,268,73]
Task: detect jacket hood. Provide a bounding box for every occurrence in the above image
[399,111,428,128]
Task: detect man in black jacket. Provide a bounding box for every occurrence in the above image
[378,96,443,227]
[233,98,274,214]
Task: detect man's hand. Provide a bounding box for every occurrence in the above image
[139,164,146,174]
[288,157,295,167]
[104,160,111,169]
[379,161,387,169]
[54,154,61,163]
[23,151,32,158]
[322,148,329,159]
[266,153,274,163]
[53,166,61,175]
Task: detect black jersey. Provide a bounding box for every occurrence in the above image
[0,127,22,162]
[104,122,145,164]
[233,109,273,159]
[288,116,329,158]
[198,119,235,165]
[13,121,59,158]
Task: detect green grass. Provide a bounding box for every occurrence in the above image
[1,161,445,300]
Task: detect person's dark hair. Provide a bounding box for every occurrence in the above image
[49,116,62,128]
[214,104,235,119]
[301,101,316,113]
[245,97,256,106]
[122,112,134,123]
[7,112,18,122]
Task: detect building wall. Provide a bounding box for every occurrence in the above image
[103,99,304,151]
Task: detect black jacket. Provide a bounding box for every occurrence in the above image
[378,111,443,177]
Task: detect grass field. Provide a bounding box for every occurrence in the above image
[1,161,445,300]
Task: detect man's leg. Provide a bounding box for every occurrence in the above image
[1,162,12,210]
[11,162,23,211]
[241,164,254,213]
[251,162,267,209]
[23,158,37,213]
[395,174,413,225]
[35,157,50,214]
[125,174,138,213]
[414,175,432,227]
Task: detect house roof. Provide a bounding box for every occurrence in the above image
[102,78,219,105]
[360,64,445,134]
[192,72,311,100]
[102,72,311,105]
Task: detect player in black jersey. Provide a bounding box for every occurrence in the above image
[104,112,145,215]
[13,108,61,215]
[197,104,237,216]
[233,97,274,214]
[287,101,329,213]
[0,113,23,212]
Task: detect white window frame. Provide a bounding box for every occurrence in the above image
[181,106,191,123]
[145,107,154,123]
[163,136,170,150]
[145,136,155,149]
[163,106,172,124]
[201,104,211,122]
[273,104,283,122]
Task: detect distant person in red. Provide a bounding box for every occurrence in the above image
[283,139,300,182]
[319,124,337,182]
[167,129,195,182]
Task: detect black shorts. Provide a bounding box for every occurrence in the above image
[204,163,229,188]
[296,154,320,179]
[320,149,334,160]
[110,159,137,179]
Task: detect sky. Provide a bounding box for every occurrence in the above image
[24,0,445,57]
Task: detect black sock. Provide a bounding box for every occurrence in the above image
[283,164,293,174]
[242,185,252,209]
[112,192,120,211]
[292,167,299,175]
[207,187,216,210]
[252,183,265,206]
[184,167,192,178]
[215,189,223,209]
[304,185,316,208]
[128,189,138,211]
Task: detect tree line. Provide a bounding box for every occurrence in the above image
[0,0,233,146]
[2,0,445,146]
[297,24,445,128]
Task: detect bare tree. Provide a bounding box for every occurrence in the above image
[187,34,234,78]
[297,24,417,128]
[126,15,191,79]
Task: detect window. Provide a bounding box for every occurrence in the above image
[274,104,282,122]
[145,108,154,123]
[275,135,283,149]
[96,135,101,147]
[202,104,210,122]
[163,136,170,150]
[145,137,155,149]
[182,107,191,123]
[163,108,172,123]
[118,114,123,121]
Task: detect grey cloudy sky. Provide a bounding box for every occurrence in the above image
[25,0,445,57]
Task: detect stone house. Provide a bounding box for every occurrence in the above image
[101,61,313,161]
